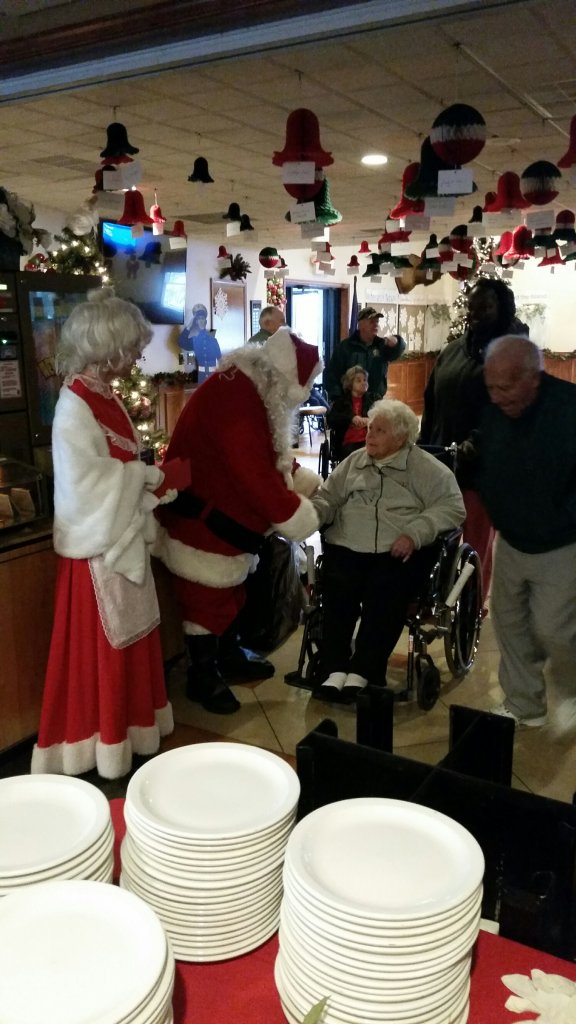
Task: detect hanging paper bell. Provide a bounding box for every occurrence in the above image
[482,191,497,212]
[404,138,460,200]
[171,220,187,239]
[553,210,576,242]
[492,231,514,263]
[100,122,139,159]
[259,247,280,269]
[418,233,441,271]
[538,244,565,267]
[223,202,241,221]
[347,255,360,274]
[388,163,426,219]
[438,236,455,266]
[468,205,484,225]
[362,254,385,277]
[273,108,333,167]
[239,214,254,231]
[188,156,214,183]
[521,161,562,206]
[505,226,535,260]
[284,167,325,202]
[378,227,411,248]
[117,189,154,226]
[216,244,232,268]
[532,223,555,248]
[484,172,530,212]
[312,178,342,225]
[149,191,166,236]
[449,224,473,254]
[449,251,478,281]
[558,115,576,169]
[358,240,372,255]
[429,103,486,166]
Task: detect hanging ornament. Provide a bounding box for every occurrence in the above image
[149,190,166,236]
[553,210,576,243]
[223,202,241,221]
[449,250,478,281]
[188,157,214,183]
[171,220,187,239]
[520,161,562,206]
[404,137,465,200]
[311,178,341,225]
[505,225,535,260]
[284,168,325,203]
[558,115,576,169]
[378,227,411,249]
[438,236,455,268]
[362,254,385,278]
[258,247,280,269]
[276,256,289,277]
[216,244,232,269]
[482,191,497,212]
[492,231,514,264]
[484,172,530,213]
[117,189,154,227]
[239,214,254,231]
[347,255,360,274]
[100,122,139,159]
[418,234,441,274]
[429,103,486,166]
[273,108,333,167]
[449,224,473,254]
[538,244,565,267]
[358,240,372,255]
[388,163,425,219]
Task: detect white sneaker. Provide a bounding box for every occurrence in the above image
[343,672,369,691]
[489,703,547,728]
[314,672,347,701]
[550,698,576,738]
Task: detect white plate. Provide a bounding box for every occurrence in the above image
[124,812,295,863]
[285,798,484,920]
[125,802,297,850]
[120,844,284,899]
[169,917,278,962]
[0,775,111,877]
[126,743,300,839]
[122,833,287,885]
[120,871,283,924]
[0,879,169,1024]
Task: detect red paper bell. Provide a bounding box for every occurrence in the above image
[438,237,454,264]
[482,191,497,212]
[358,240,372,254]
[449,250,478,281]
[347,255,360,267]
[493,231,514,259]
[538,245,565,267]
[117,189,154,226]
[273,108,333,167]
[521,161,562,206]
[449,224,473,254]
[171,220,187,238]
[388,163,426,219]
[558,115,576,169]
[378,228,411,248]
[484,172,530,212]
[429,103,486,166]
[284,167,324,202]
[505,226,534,260]
[553,210,576,242]
[217,245,231,258]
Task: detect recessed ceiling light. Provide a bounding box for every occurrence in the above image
[361,153,388,166]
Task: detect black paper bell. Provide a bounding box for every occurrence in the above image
[188,157,214,183]
[100,122,139,159]
[362,254,385,277]
[239,214,254,231]
[223,202,241,221]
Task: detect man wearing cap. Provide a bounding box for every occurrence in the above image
[248,305,286,344]
[154,326,321,716]
[325,307,405,400]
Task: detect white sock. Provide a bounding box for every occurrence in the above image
[321,671,347,691]
[343,672,368,690]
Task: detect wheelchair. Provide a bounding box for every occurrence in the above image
[285,528,482,710]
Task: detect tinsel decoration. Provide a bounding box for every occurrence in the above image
[112,365,168,458]
[219,253,251,281]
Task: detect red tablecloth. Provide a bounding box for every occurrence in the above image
[110,798,576,1024]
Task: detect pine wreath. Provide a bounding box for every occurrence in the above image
[220,253,251,281]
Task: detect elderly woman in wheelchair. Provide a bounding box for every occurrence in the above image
[311,398,465,704]
[326,365,381,462]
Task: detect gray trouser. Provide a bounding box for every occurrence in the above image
[491,535,576,719]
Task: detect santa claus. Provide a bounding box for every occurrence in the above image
[155,326,322,714]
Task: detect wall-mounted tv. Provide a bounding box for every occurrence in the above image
[99,220,186,325]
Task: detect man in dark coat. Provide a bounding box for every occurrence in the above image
[325,307,406,400]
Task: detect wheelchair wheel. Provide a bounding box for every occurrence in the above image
[444,544,482,677]
[416,657,441,711]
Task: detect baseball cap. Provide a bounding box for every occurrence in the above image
[358,306,383,321]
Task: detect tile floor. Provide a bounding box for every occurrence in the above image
[2,427,575,806]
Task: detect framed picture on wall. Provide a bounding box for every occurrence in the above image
[210,279,246,353]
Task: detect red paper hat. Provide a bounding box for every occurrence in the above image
[553,209,576,242]
[358,240,372,254]
[273,108,333,167]
[558,115,576,169]
[449,224,473,254]
[521,161,562,206]
[259,247,280,268]
[482,191,497,212]
[538,245,565,267]
[484,172,530,212]
[505,225,534,259]
[404,138,456,199]
[429,103,486,166]
[388,162,425,219]
[117,189,154,226]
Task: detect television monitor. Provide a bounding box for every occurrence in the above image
[99,220,186,325]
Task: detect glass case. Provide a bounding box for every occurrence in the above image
[0,456,47,530]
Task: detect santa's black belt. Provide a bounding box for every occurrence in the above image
[170,491,264,555]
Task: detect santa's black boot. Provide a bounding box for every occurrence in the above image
[218,628,275,682]
[186,635,241,715]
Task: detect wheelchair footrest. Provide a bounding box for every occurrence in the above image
[284,670,313,691]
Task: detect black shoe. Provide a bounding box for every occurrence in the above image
[312,684,343,704]
[219,645,275,682]
[185,634,241,714]
[199,684,241,715]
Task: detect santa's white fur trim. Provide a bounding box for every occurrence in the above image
[273,495,319,541]
[155,526,257,587]
[293,466,322,498]
[30,704,173,780]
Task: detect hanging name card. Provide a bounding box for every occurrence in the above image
[388,267,403,277]
[102,169,123,191]
[311,241,331,252]
[441,261,460,272]
[482,213,511,231]
[437,169,474,195]
[466,222,488,237]
[120,161,142,188]
[168,236,187,250]
[130,224,144,238]
[226,221,241,237]
[281,161,316,184]
[390,242,415,256]
[290,202,316,224]
[401,214,431,231]
[386,219,399,230]
[525,209,555,229]
[502,269,514,279]
[456,255,474,267]
[347,266,359,275]
[482,261,497,274]
[425,246,440,259]
[301,223,328,240]
[320,265,336,276]
[369,274,382,283]
[424,196,456,217]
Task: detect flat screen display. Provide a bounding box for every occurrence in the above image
[100,220,186,325]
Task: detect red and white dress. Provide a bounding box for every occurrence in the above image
[32,375,173,780]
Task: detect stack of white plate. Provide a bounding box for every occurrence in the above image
[276,798,485,1024]
[120,742,300,961]
[0,775,114,894]
[0,879,174,1024]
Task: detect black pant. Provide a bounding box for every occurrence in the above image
[321,543,436,684]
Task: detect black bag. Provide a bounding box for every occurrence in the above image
[236,535,303,653]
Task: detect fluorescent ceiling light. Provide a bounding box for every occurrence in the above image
[361,154,388,166]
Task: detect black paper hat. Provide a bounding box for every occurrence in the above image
[223,202,241,221]
[100,122,139,159]
[188,157,214,183]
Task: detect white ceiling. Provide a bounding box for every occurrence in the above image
[1,0,576,253]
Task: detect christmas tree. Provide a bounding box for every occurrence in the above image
[112,366,169,460]
[46,225,108,278]
[446,236,501,343]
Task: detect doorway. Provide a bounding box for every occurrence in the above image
[286,284,346,389]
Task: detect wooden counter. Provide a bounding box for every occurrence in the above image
[386,354,437,415]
